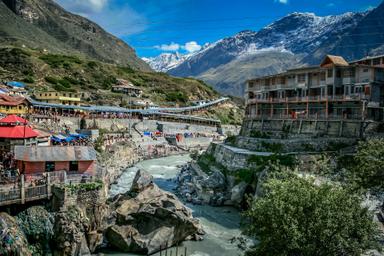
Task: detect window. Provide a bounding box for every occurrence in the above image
[320,73,326,81]
[363,68,369,73]
[45,162,55,172]
[70,161,79,172]
[327,69,333,78]
[298,74,306,83]
[373,58,381,65]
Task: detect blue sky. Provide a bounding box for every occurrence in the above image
[56,0,383,57]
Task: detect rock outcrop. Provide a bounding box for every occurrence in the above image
[177,163,251,207]
[51,184,108,255]
[106,170,204,255]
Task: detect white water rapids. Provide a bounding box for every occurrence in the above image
[108,154,244,256]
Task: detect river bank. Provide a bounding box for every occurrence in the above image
[109,154,251,256]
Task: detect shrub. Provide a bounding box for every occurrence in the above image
[165,91,188,103]
[243,176,378,256]
[39,54,82,68]
[23,76,35,83]
[350,139,384,189]
[45,76,59,84]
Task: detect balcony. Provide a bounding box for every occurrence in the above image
[247,93,367,105]
[342,77,355,84]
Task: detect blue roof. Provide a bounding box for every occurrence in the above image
[7,81,26,88]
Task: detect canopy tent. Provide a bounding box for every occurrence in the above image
[69,133,88,139]
[52,134,84,143]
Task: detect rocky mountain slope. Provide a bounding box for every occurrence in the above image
[0,47,218,106]
[146,2,384,96]
[0,0,150,71]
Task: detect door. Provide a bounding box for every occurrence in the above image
[70,161,79,172]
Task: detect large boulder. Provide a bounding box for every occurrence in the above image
[106,170,204,255]
[201,170,226,190]
[0,212,32,256]
[230,182,248,205]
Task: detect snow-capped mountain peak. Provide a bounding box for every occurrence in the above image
[142,52,188,73]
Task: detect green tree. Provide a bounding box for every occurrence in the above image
[243,176,378,256]
[352,139,384,188]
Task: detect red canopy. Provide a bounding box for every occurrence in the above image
[0,115,28,125]
[0,126,39,139]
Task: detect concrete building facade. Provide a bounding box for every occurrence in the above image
[245,55,384,121]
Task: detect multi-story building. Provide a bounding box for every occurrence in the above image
[245,55,384,121]
[34,91,85,106]
[0,94,30,114]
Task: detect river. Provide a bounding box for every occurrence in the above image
[108,154,245,256]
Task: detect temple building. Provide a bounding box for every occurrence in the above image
[0,115,39,155]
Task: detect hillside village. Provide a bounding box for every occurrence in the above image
[0,0,384,256]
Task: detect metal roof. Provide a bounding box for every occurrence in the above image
[14,146,97,162]
[28,97,227,123]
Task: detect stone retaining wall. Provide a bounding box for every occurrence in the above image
[241,118,365,138]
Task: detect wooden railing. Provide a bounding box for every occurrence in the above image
[0,171,96,206]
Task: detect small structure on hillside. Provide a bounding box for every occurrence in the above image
[14,146,97,174]
[0,115,39,155]
[112,79,142,97]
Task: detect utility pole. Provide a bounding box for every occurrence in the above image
[128,93,131,136]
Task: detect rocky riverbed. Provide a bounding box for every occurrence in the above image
[109,154,254,256]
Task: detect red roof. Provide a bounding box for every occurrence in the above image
[0,115,28,125]
[0,126,39,139]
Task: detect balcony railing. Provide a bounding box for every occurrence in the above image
[0,171,98,206]
[247,93,368,105]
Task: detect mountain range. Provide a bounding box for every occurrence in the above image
[0,0,150,71]
[145,1,384,96]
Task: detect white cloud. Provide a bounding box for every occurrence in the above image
[55,0,147,36]
[155,41,202,53]
[183,41,202,53]
[56,0,108,14]
[275,0,288,4]
[155,42,181,51]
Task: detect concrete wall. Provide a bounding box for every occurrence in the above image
[241,118,363,138]
[235,136,356,153]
